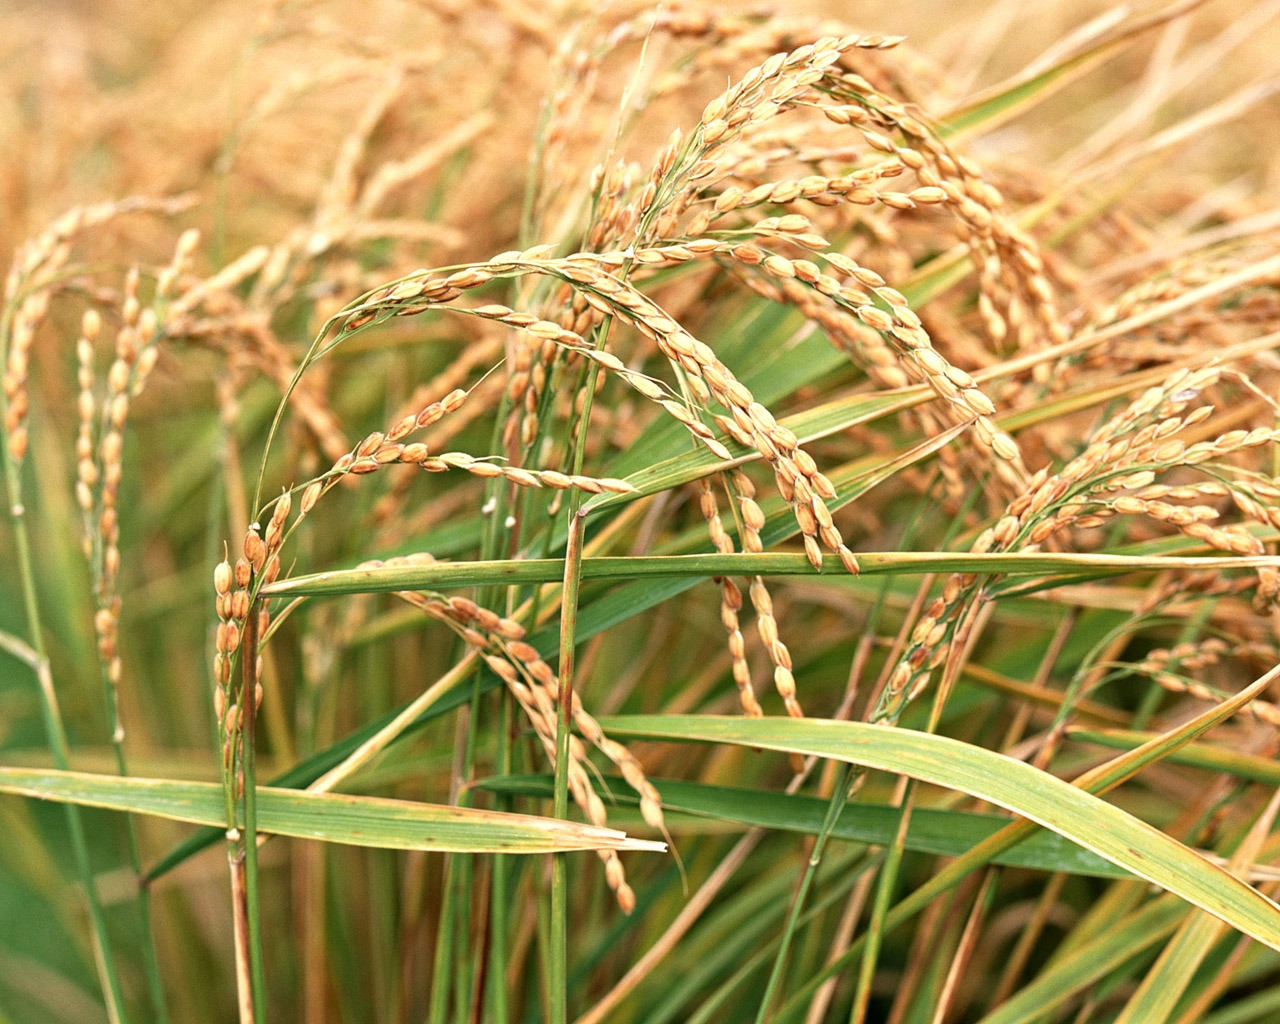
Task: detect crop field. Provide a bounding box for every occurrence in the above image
[2,2,1280,1022]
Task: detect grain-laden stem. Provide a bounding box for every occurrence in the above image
[91,647,169,1022]
[227,600,266,1024]
[242,601,266,1021]
[548,287,613,1021]
[0,307,129,1024]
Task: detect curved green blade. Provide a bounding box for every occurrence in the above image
[598,715,1280,951]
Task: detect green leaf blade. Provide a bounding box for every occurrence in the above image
[478,774,1131,878]
[0,767,664,855]
[598,715,1280,951]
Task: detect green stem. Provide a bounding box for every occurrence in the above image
[550,510,587,1024]
[14,634,130,1024]
[453,667,486,1022]
[848,780,914,1024]
[88,568,168,1023]
[756,484,940,1019]
[240,602,267,1023]
[0,367,129,1021]
[487,690,515,1024]
[428,651,484,1024]
[223,598,264,1024]
[549,852,568,1024]
[428,853,458,1024]
[754,762,854,1023]
[105,689,168,1023]
[545,276,614,1022]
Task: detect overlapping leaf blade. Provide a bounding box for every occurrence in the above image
[598,715,1280,951]
[0,768,663,855]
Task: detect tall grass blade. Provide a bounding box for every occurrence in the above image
[0,768,666,855]
[600,715,1280,951]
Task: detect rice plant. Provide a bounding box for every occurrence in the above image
[3,2,1280,1022]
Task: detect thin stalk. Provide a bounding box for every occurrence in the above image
[223,602,266,1024]
[100,664,168,1024]
[487,690,515,1024]
[429,701,471,1024]
[86,518,167,1020]
[550,510,587,1024]
[0,628,39,665]
[759,484,941,1023]
[2,639,131,1024]
[929,872,996,1024]
[308,656,476,795]
[0,345,129,1021]
[467,859,493,1024]
[573,828,767,1024]
[802,482,940,1023]
[881,602,993,1023]
[240,603,266,1023]
[548,846,568,1024]
[452,706,484,1024]
[473,416,517,1024]
[229,842,254,1024]
[81,310,171,1019]
[517,65,558,249]
[681,851,884,1024]
[436,637,485,1024]
[754,764,856,1023]
[428,852,458,1024]
[849,778,916,1024]
[546,267,614,1021]
[989,872,1068,1009]
[575,703,873,1024]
